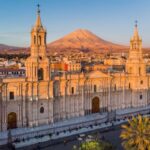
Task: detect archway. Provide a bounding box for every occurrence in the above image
[7,112,17,129]
[92,97,100,113]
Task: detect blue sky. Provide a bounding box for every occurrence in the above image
[0,0,150,47]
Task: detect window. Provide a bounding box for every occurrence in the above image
[44,35,46,44]
[94,85,97,92]
[35,67,36,77]
[134,43,137,49]
[71,87,74,94]
[38,68,44,80]
[140,95,142,100]
[9,92,14,100]
[140,80,143,84]
[139,67,141,75]
[34,36,36,44]
[38,36,41,45]
[40,107,44,113]
[114,84,116,91]
[129,83,131,89]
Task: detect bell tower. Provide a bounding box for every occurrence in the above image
[25,5,50,81]
[126,21,146,76]
[31,4,47,57]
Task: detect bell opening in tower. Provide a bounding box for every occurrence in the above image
[38,68,44,80]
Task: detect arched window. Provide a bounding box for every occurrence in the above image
[71,87,74,94]
[129,83,131,89]
[140,95,142,100]
[139,67,141,75]
[34,36,36,44]
[114,84,116,91]
[35,67,37,77]
[39,56,42,60]
[38,36,41,45]
[40,107,44,113]
[38,68,44,80]
[94,85,97,92]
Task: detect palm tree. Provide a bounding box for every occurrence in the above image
[120,115,150,150]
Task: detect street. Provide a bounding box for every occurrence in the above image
[40,126,123,150]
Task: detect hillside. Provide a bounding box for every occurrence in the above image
[47,29,128,54]
[0,44,22,50]
[0,44,29,55]
[1,29,150,55]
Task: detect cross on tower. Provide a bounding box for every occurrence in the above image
[135,20,138,27]
[37,4,40,15]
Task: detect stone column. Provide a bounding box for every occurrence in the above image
[122,77,125,109]
[108,78,111,112]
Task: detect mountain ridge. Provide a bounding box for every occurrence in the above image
[0,44,24,50]
[2,29,150,54]
[47,29,129,54]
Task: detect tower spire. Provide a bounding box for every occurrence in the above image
[35,4,42,27]
[135,20,138,28]
[37,4,40,15]
[133,20,139,39]
[130,20,142,51]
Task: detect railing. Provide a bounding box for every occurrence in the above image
[0,113,108,145]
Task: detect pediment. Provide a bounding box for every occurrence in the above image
[87,70,110,78]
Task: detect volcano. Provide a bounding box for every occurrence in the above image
[47,29,128,54]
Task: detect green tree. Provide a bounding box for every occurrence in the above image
[73,139,114,150]
[79,141,101,150]
[120,115,150,150]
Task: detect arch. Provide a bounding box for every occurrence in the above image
[40,107,44,113]
[94,85,97,92]
[7,112,17,129]
[92,97,100,113]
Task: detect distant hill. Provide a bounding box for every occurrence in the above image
[1,29,150,55]
[0,44,29,55]
[0,44,21,50]
[47,29,129,54]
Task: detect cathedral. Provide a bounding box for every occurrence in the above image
[0,6,150,132]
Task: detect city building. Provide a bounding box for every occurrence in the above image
[0,68,25,78]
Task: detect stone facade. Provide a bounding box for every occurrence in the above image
[0,8,150,132]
